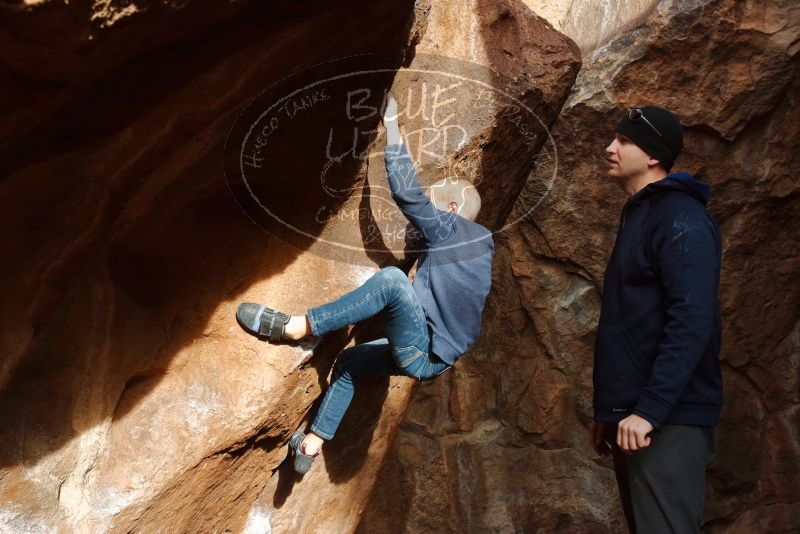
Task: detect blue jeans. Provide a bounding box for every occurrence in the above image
[306,266,451,440]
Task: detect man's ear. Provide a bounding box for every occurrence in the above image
[647,156,661,169]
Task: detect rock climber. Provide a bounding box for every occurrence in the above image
[236,93,494,474]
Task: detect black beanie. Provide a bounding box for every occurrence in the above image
[615,106,683,172]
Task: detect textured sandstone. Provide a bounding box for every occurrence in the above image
[4,0,796,532]
[522,0,661,54]
[0,0,579,532]
[361,0,800,532]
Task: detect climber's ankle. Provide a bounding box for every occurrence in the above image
[302,432,324,456]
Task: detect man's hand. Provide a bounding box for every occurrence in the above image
[589,421,612,457]
[617,414,654,453]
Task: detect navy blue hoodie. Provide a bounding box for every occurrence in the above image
[593,173,723,428]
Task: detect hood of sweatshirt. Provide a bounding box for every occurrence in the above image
[633,172,710,206]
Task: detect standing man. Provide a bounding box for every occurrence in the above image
[589,106,723,533]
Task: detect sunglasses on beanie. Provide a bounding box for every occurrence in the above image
[628,108,664,139]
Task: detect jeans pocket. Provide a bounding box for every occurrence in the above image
[395,344,424,368]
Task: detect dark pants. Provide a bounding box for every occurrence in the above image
[607,424,716,534]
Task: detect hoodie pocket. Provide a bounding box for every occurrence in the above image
[594,324,647,386]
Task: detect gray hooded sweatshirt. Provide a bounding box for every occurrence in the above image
[385,142,494,364]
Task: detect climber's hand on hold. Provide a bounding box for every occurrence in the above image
[382,92,398,126]
[381,92,402,146]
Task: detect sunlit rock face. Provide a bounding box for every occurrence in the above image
[0,0,578,532]
[523,0,660,54]
[361,0,800,532]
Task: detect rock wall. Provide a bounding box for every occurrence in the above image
[4,0,796,532]
[522,0,661,54]
[0,0,579,532]
[360,0,800,532]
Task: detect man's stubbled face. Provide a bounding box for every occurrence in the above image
[605,133,653,180]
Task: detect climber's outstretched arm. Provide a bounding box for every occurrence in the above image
[381,94,455,245]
